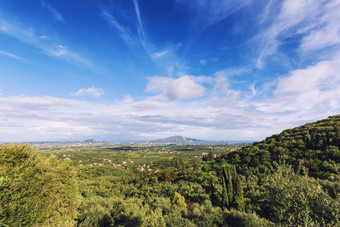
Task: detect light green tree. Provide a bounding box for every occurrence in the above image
[0,144,80,226]
[264,163,339,226]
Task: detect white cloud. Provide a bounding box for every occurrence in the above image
[275,60,340,96]
[145,76,174,94]
[71,87,104,98]
[264,54,340,114]
[211,75,240,99]
[41,0,64,22]
[146,75,205,100]
[0,61,339,142]
[167,76,205,100]
[123,95,134,104]
[0,68,339,142]
[300,0,340,52]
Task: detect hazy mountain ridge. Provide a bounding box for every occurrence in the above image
[150,136,205,144]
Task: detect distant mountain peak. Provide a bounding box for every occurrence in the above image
[83,139,98,143]
[150,136,205,144]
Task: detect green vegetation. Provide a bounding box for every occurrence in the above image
[221,166,245,211]
[0,115,339,226]
[0,144,80,226]
[219,115,340,178]
[264,163,339,226]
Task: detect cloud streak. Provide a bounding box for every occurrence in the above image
[100,9,138,47]
[0,18,94,68]
[100,5,186,77]
[133,0,145,35]
[177,0,251,28]
[41,0,64,22]
[0,50,27,61]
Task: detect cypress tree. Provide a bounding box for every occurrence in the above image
[234,174,245,211]
[222,167,229,207]
[335,123,340,147]
[227,167,234,205]
[221,165,245,211]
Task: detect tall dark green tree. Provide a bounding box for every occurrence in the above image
[335,123,340,147]
[221,166,245,211]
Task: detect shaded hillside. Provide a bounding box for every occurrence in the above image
[219,115,340,177]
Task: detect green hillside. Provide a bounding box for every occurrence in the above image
[219,115,340,178]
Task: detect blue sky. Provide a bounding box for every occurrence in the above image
[0,0,340,142]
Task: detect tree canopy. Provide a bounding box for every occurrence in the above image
[0,144,80,226]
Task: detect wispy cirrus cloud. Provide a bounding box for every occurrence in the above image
[150,44,186,76]
[0,18,94,68]
[254,0,340,68]
[176,0,251,28]
[100,9,138,47]
[151,50,169,60]
[0,50,27,61]
[299,0,340,52]
[131,0,181,71]
[71,87,104,98]
[41,0,64,22]
[101,3,186,76]
[133,0,145,35]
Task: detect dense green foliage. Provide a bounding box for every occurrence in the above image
[219,115,340,178]
[1,115,339,226]
[221,166,245,211]
[264,163,339,226]
[76,165,270,227]
[215,115,340,225]
[0,144,80,226]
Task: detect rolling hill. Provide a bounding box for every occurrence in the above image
[218,115,340,177]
